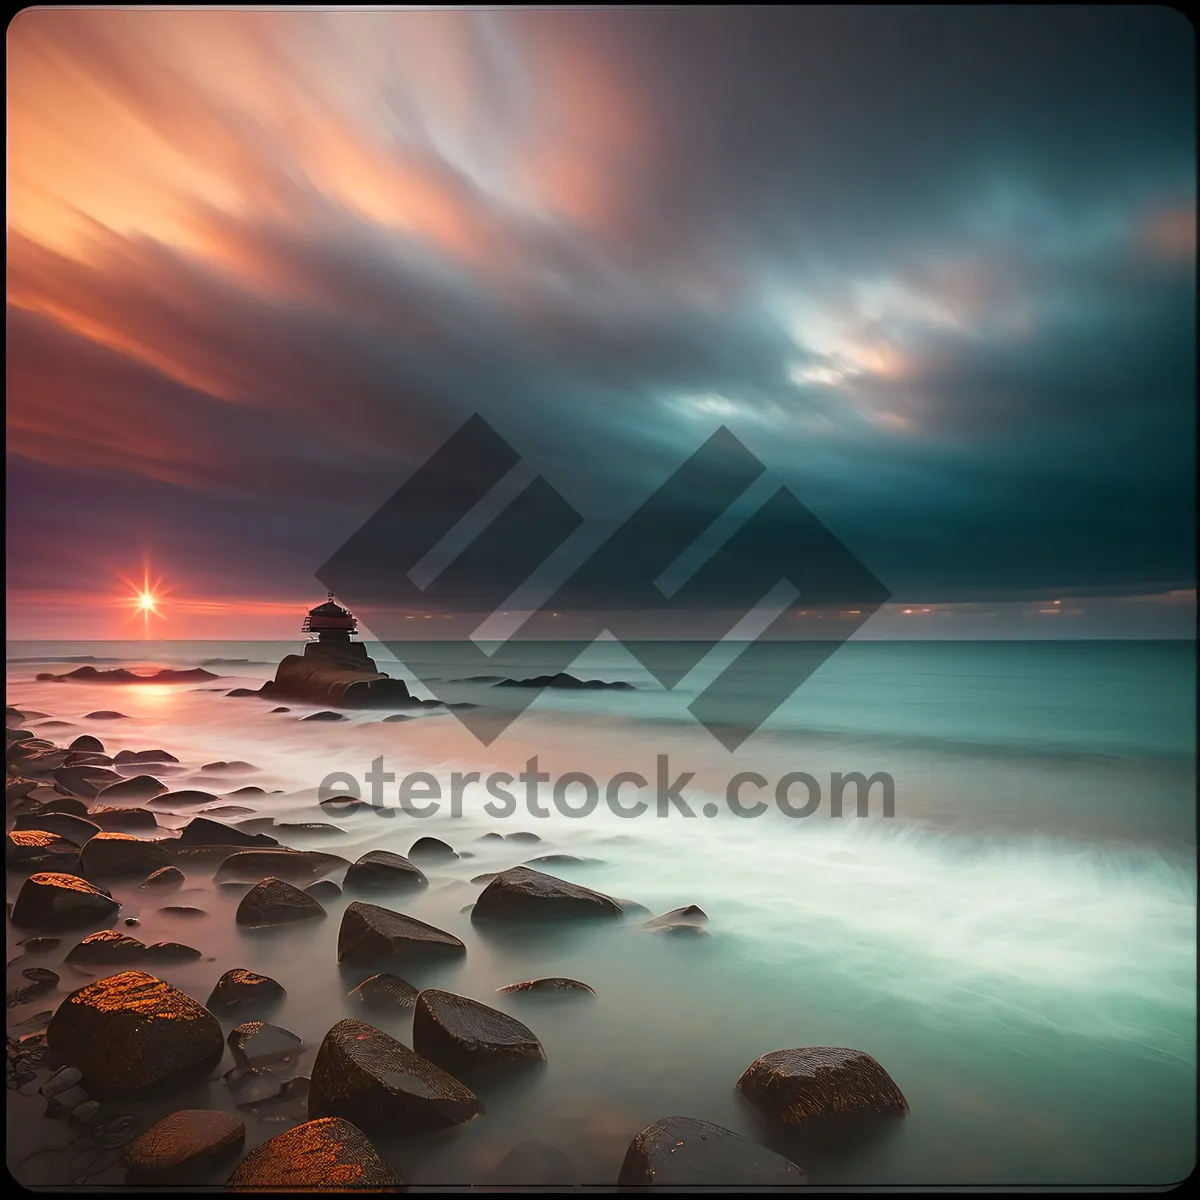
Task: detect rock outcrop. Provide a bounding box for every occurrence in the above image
[471,866,623,922]
[258,640,422,709]
[617,1117,807,1186]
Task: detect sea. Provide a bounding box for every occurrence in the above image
[5,638,1196,1188]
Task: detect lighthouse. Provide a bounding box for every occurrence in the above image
[301,593,358,643]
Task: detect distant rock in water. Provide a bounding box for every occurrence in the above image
[494,672,635,690]
[36,666,219,684]
[68,735,105,753]
[496,977,595,997]
[618,1117,807,1187]
[258,639,424,709]
[200,760,260,774]
[472,867,623,922]
[224,688,260,697]
[301,711,345,722]
[207,969,286,1016]
[83,711,127,720]
[113,749,178,764]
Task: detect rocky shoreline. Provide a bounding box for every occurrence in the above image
[7,702,908,1188]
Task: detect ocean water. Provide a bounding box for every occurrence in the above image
[5,638,1196,1187]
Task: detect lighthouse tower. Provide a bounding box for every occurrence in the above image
[301,593,358,643]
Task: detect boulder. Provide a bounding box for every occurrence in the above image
[471,866,623,922]
[14,811,100,844]
[124,1109,245,1182]
[113,748,179,764]
[94,774,168,803]
[140,865,185,888]
[525,854,601,867]
[37,796,91,818]
[80,832,173,878]
[504,831,541,844]
[84,711,127,719]
[309,1018,481,1133]
[225,1117,402,1191]
[214,849,349,885]
[236,877,326,927]
[65,929,147,964]
[337,901,466,968]
[54,765,123,798]
[407,837,457,861]
[206,969,286,1016]
[736,1047,909,1124]
[68,735,105,753]
[46,971,224,1096]
[347,973,419,1011]
[617,1117,807,1186]
[178,818,279,849]
[10,872,120,930]
[228,1022,302,1071]
[88,806,159,832]
[344,850,427,891]
[413,989,544,1074]
[143,942,203,963]
[149,790,220,808]
[6,829,80,871]
[496,977,595,997]
[493,1141,577,1187]
[304,880,342,902]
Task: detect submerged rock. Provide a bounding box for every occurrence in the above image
[6,829,80,871]
[140,865,185,889]
[124,1109,245,1182]
[37,796,91,818]
[496,977,595,997]
[68,735,105,753]
[214,849,349,885]
[495,672,635,690]
[113,748,179,764]
[10,872,120,930]
[472,866,623,922]
[305,879,342,902]
[14,811,100,845]
[80,832,172,878]
[618,1116,807,1187]
[65,929,147,964]
[343,850,427,891]
[143,942,203,963]
[206,969,286,1016]
[88,806,159,832]
[228,1021,303,1071]
[236,877,326,927]
[83,711,127,719]
[94,774,168,803]
[413,989,545,1074]
[225,1117,402,1191]
[149,790,220,808]
[407,836,457,861]
[736,1047,909,1124]
[337,901,466,968]
[493,1141,578,1187]
[309,1018,482,1133]
[54,765,123,798]
[178,817,279,849]
[301,711,345,722]
[347,972,419,1011]
[46,971,224,1096]
[504,831,541,844]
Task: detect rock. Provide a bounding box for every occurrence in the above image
[344,850,428,891]
[228,785,267,796]
[269,707,290,713]
[140,865,185,889]
[495,672,634,690]
[225,1117,402,1191]
[649,923,710,937]
[8,966,60,1005]
[337,901,466,968]
[470,872,503,885]
[124,1109,245,1182]
[504,831,542,844]
[224,689,260,697]
[347,973,419,1011]
[301,711,345,722]
[11,872,120,930]
[149,790,220,808]
[54,765,123,798]
[18,936,62,954]
[88,806,159,832]
[37,796,91,818]
[68,736,105,753]
[68,1099,100,1125]
[143,942,203,963]
[496,977,595,997]
[6,829,80,871]
[225,1065,290,1107]
[214,849,349,885]
[525,854,601,867]
[95,775,167,803]
[228,1022,302,1070]
[44,1083,90,1116]
[199,805,256,817]
[46,971,224,1096]
[201,761,260,774]
[80,832,173,878]
[617,1117,807,1187]
[736,1047,909,1124]
[65,930,147,964]
[407,837,457,861]
[158,905,207,917]
[309,1018,481,1133]
[277,822,347,836]
[206,969,286,1016]
[305,880,342,902]
[178,817,279,849]
[236,877,326,927]
[40,1064,83,1097]
[113,748,179,764]
[14,811,100,844]
[475,832,505,842]
[493,1141,577,1186]
[82,711,127,719]
[472,866,623,922]
[413,989,545,1074]
[42,666,217,684]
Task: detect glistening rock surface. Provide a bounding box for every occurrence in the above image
[225,1117,402,1190]
[10,872,120,930]
[124,1109,246,1181]
[413,989,545,1073]
[471,866,623,922]
[337,901,465,968]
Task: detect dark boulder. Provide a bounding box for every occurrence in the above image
[94,774,168,803]
[736,1047,909,1124]
[65,929,146,964]
[140,865,185,888]
[618,1117,807,1186]
[301,711,345,722]
[472,866,623,922]
[124,1108,245,1182]
[344,850,427,891]
[337,901,465,968]
[496,977,595,997]
[10,871,120,930]
[54,765,123,798]
[309,1018,481,1133]
[178,817,279,849]
[88,806,159,832]
[206,969,286,1017]
[143,942,203,963]
[113,748,179,764]
[46,970,224,1096]
[347,972,419,1011]
[80,832,173,878]
[495,672,634,690]
[504,831,541,844]
[68,735,105,753]
[83,711,127,719]
[14,811,100,844]
[37,796,91,818]
[236,877,326,927]
[228,1022,302,1071]
[413,989,544,1074]
[214,849,348,885]
[149,790,219,808]
[407,836,457,861]
[225,1117,402,1191]
[6,829,80,871]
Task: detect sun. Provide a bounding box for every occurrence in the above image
[117,566,171,636]
[138,591,158,613]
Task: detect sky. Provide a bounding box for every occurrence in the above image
[5,6,1196,640]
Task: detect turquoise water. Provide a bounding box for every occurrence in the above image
[6,639,1196,1186]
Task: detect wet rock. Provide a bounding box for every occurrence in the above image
[407,836,457,861]
[476,832,505,842]
[495,672,635,690]
[613,897,652,916]
[80,832,172,878]
[124,1109,245,1182]
[228,1021,303,1070]
[199,805,256,817]
[149,790,220,808]
[143,942,203,963]
[37,796,92,817]
[493,1140,577,1186]
[470,872,503,885]
[269,707,290,713]
[54,765,123,798]
[305,880,342,902]
[140,865,185,888]
[65,930,147,964]
[47,970,224,1096]
[68,736,105,753]
[504,831,541,844]
[113,749,179,764]
[618,1116,807,1186]
[40,1064,83,1096]
[347,973,418,1011]
[649,922,711,937]
[206,969,286,1017]
[496,977,595,997]
[95,775,168,804]
[7,966,60,1006]
[236,877,326,927]
[413,989,545,1074]
[178,817,279,849]
[525,853,601,867]
[344,850,427,891]
[158,905,207,917]
[224,688,260,698]
[472,866,623,922]
[6,829,80,871]
[225,1117,402,1190]
[14,811,100,844]
[301,711,345,722]
[214,849,349,885]
[736,1047,909,1124]
[276,822,346,836]
[201,761,260,774]
[11,872,120,930]
[337,901,466,968]
[18,936,62,954]
[88,806,159,832]
[309,1018,481,1133]
[227,785,267,796]
[83,711,128,719]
